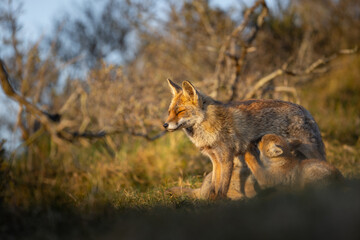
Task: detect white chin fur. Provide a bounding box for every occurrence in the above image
[167,122,180,131]
[167,118,186,131]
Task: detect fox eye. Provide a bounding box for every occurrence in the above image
[176,109,185,115]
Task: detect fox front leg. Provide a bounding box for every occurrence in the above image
[203,147,232,199]
[205,150,220,199]
[217,150,234,198]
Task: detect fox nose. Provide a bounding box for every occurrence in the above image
[163,123,169,129]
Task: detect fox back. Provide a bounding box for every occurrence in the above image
[299,159,344,187]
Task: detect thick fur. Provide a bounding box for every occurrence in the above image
[244,134,343,189]
[164,79,326,199]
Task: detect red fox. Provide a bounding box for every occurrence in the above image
[164,79,325,199]
[244,134,343,189]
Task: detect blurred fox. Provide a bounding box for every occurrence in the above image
[244,134,343,189]
[164,79,326,199]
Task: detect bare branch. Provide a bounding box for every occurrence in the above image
[274,86,300,104]
[129,130,167,141]
[244,69,284,99]
[14,104,29,140]
[244,47,358,99]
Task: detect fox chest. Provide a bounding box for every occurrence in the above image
[183,126,218,148]
[183,126,242,153]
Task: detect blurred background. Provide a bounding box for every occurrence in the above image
[0,0,359,238]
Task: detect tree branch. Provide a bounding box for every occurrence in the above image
[244,47,358,99]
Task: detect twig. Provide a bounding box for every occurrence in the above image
[244,69,283,99]
[129,130,167,141]
[274,86,300,104]
[244,47,358,99]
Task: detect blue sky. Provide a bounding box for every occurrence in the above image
[20,0,86,41]
[20,0,258,41]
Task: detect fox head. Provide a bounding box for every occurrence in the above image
[163,79,206,131]
[258,134,290,158]
[258,134,302,159]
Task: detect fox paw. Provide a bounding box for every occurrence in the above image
[208,189,228,200]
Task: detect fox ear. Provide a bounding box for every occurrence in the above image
[182,81,199,103]
[266,143,283,157]
[167,78,182,95]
